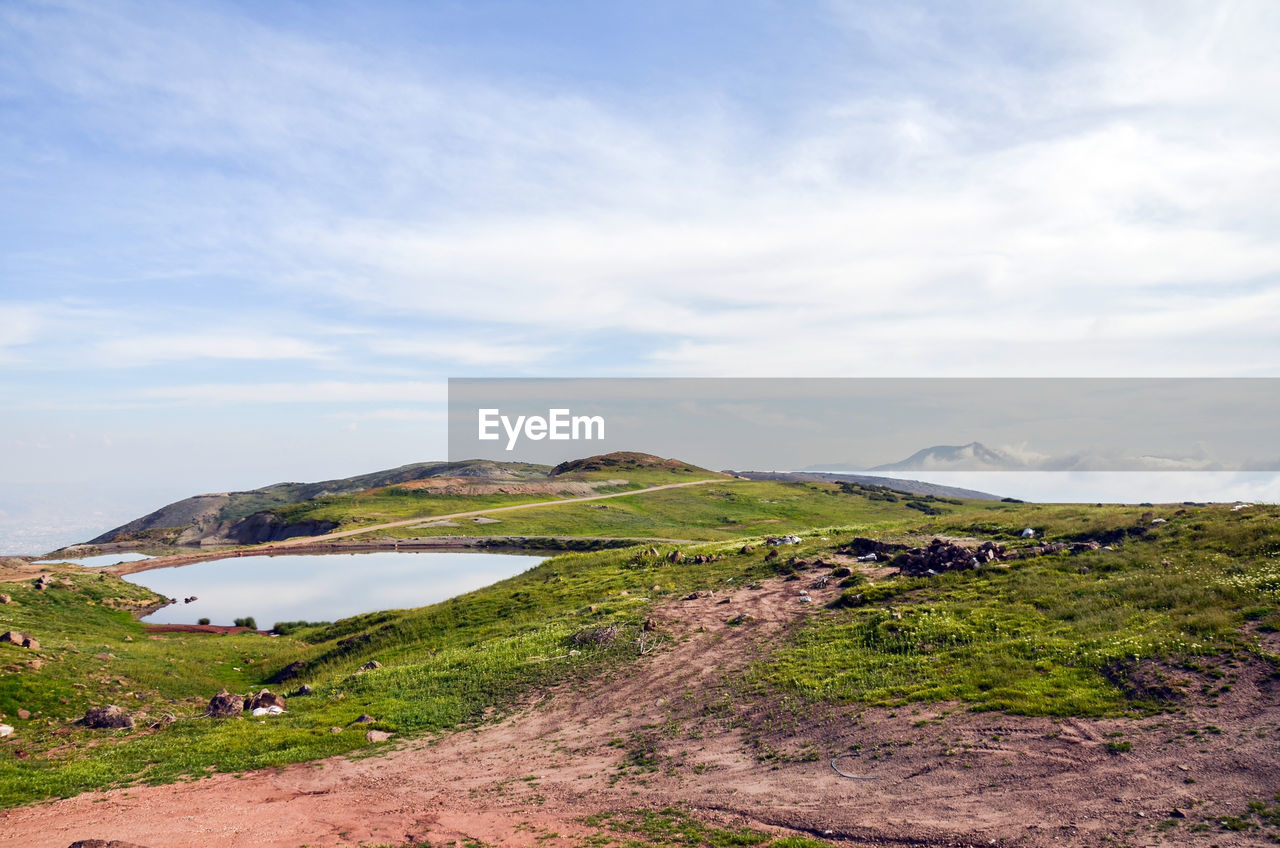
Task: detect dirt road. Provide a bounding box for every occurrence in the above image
[3,571,1277,848]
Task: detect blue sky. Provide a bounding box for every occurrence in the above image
[2,0,1279,551]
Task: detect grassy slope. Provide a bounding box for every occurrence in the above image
[2,482,1277,809]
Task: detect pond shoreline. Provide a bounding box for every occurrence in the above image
[101,534,695,576]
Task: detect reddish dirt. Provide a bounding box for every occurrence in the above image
[141,623,262,635]
[3,573,1279,848]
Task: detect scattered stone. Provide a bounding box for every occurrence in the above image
[17,708,30,719]
[667,550,684,564]
[0,594,10,604]
[894,539,1007,577]
[739,544,755,554]
[82,705,134,730]
[355,714,376,723]
[122,635,132,642]
[33,576,48,591]
[329,726,343,733]
[358,660,382,671]
[650,584,661,592]
[1170,808,1188,818]
[67,840,155,848]
[94,652,114,661]
[764,549,779,562]
[245,689,286,711]
[365,729,392,742]
[293,684,313,697]
[642,618,658,632]
[206,689,244,718]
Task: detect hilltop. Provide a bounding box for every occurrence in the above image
[72,452,981,555]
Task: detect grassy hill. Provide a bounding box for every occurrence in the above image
[3,454,1277,832]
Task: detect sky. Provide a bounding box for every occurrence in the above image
[2,0,1279,552]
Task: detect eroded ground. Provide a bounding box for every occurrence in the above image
[2,574,1278,848]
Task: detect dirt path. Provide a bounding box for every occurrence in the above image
[103,479,720,576]
[3,572,1278,848]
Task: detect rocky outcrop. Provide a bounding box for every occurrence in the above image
[206,689,244,718]
[221,513,339,545]
[82,705,134,730]
[1,630,39,650]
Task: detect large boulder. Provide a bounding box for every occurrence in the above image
[206,689,244,718]
[1,630,38,649]
[82,705,134,730]
[245,689,286,711]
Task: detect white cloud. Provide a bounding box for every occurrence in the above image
[138,381,446,405]
[95,333,331,366]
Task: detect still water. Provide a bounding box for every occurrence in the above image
[123,550,547,627]
[34,552,154,568]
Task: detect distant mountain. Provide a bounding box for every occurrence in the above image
[727,471,1003,501]
[869,442,1024,472]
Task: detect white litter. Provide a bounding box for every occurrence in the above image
[251,705,285,717]
[0,724,12,737]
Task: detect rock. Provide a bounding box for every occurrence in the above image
[739,545,755,554]
[294,684,313,696]
[1,631,38,650]
[94,652,114,661]
[0,594,10,604]
[764,549,779,561]
[646,547,659,557]
[366,729,392,742]
[17,708,30,719]
[1170,808,1188,819]
[82,705,134,730]
[358,660,382,671]
[667,550,684,564]
[67,840,155,848]
[148,714,177,729]
[355,714,376,723]
[650,584,661,592]
[206,689,244,718]
[642,618,657,632]
[246,689,286,711]
[329,726,343,733]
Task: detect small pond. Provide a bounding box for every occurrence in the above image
[123,550,547,627]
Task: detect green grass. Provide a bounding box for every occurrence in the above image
[4,485,1278,810]
[751,503,1280,716]
[580,808,833,848]
[373,480,991,542]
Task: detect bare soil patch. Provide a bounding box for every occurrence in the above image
[3,575,1278,848]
